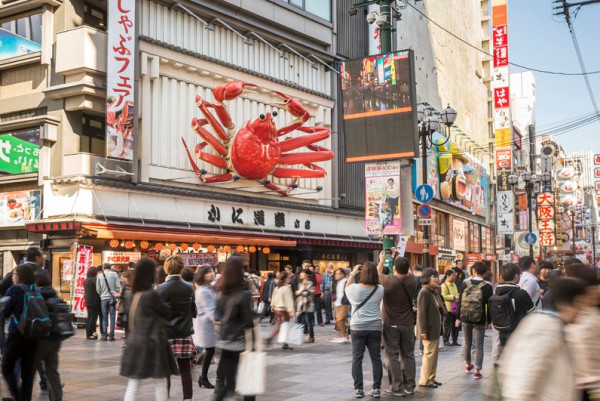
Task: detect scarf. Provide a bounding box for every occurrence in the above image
[425,284,446,316]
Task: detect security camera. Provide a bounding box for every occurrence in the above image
[366,11,377,24]
[375,14,389,27]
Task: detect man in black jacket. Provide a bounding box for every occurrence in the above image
[456,262,494,380]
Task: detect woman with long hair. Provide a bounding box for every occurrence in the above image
[267,272,295,350]
[156,256,197,401]
[120,258,178,401]
[214,256,255,401]
[345,261,384,398]
[295,269,316,343]
[193,265,217,389]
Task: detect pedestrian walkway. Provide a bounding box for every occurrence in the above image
[21,324,493,400]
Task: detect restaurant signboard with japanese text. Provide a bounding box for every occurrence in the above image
[177,253,218,267]
[453,218,467,252]
[364,161,401,236]
[71,246,93,318]
[102,251,141,264]
[106,0,136,160]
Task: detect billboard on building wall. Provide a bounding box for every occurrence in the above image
[0,128,40,175]
[0,28,41,61]
[364,161,401,236]
[106,0,136,160]
[340,50,418,162]
[0,190,41,226]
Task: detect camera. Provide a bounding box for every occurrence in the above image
[375,14,389,28]
[366,11,377,24]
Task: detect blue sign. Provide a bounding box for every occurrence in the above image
[524,232,537,245]
[416,184,434,203]
[417,204,432,218]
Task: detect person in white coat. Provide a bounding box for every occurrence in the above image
[499,277,589,401]
[192,266,217,390]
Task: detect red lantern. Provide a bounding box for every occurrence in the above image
[155,243,164,251]
[180,243,189,251]
[207,245,216,253]
[262,247,270,254]
[193,243,201,251]
[125,241,135,249]
[140,240,149,249]
[168,243,177,251]
[248,246,256,253]
[109,239,119,248]
[223,245,231,253]
[236,245,244,253]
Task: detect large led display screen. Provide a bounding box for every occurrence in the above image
[341,50,418,162]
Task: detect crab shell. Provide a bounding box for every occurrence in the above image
[229,113,281,180]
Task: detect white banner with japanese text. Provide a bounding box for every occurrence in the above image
[71,245,93,318]
[106,0,136,160]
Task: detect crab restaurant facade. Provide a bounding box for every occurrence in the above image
[0,0,378,293]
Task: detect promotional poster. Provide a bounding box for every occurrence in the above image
[0,190,41,226]
[365,161,401,236]
[0,28,41,61]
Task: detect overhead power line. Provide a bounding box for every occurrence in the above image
[405,2,600,76]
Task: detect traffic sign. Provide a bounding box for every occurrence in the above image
[417,204,432,219]
[418,218,432,226]
[416,184,434,203]
[524,232,537,245]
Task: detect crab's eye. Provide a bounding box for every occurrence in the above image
[283,99,290,104]
[259,114,266,121]
[272,110,278,117]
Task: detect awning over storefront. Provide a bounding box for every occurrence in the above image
[283,236,381,249]
[406,241,439,255]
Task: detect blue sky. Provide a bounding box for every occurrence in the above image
[509,1,600,154]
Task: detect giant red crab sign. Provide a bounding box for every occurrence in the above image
[181,81,333,195]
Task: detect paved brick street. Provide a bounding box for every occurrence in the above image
[14,323,493,401]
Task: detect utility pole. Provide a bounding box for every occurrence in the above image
[553,0,600,19]
[353,0,396,273]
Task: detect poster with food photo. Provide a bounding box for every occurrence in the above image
[0,190,41,226]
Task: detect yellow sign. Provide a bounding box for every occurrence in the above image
[495,128,511,148]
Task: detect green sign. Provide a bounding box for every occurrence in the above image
[0,129,40,175]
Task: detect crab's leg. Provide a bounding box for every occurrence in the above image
[195,96,229,142]
[279,127,330,153]
[191,117,228,155]
[270,90,311,137]
[193,141,228,169]
[212,82,258,131]
[263,179,299,196]
[272,164,328,179]
[199,172,234,183]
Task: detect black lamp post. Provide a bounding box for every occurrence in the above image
[569,204,577,255]
[508,171,539,257]
[416,104,456,267]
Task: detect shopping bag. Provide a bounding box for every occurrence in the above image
[257,302,265,315]
[236,326,266,395]
[277,322,304,345]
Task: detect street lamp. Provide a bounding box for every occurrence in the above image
[418,105,456,267]
[508,171,539,257]
[569,204,577,255]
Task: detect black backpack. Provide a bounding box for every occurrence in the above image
[489,289,518,333]
[46,295,74,340]
[15,284,52,340]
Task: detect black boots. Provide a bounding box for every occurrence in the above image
[198,376,215,389]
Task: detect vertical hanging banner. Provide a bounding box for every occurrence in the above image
[71,245,93,318]
[365,161,401,236]
[106,0,136,160]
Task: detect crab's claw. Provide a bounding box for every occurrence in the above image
[213,82,258,103]
[271,90,309,122]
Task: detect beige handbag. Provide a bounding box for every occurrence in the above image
[235,325,266,395]
[128,293,141,332]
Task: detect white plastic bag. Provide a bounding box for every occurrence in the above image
[257,302,265,315]
[277,322,304,345]
[236,326,266,395]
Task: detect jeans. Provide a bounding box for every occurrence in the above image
[100,298,116,339]
[214,350,256,401]
[351,330,383,390]
[442,312,459,344]
[2,333,38,401]
[463,322,486,370]
[86,303,100,337]
[323,291,333,322]
[382,324,416,393]
[36,341,62,401]
[297,312,314,339]
[314,294,323,324]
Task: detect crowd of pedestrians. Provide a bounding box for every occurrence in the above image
[0,247,598,400]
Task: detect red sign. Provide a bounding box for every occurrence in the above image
[496,148,511,169]
[465,253,482,269]
[595,168,600,178]
[494,46,509,68]
[595,154,600,165]
[71,246,93,317]
[492,25,508,48]
[494,87,510,108]
[596,181,600,192]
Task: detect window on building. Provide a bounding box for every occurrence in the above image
[84,1,107,31]
[81,114,106,156]
[0,13,42,61]
[282,0,331,21]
